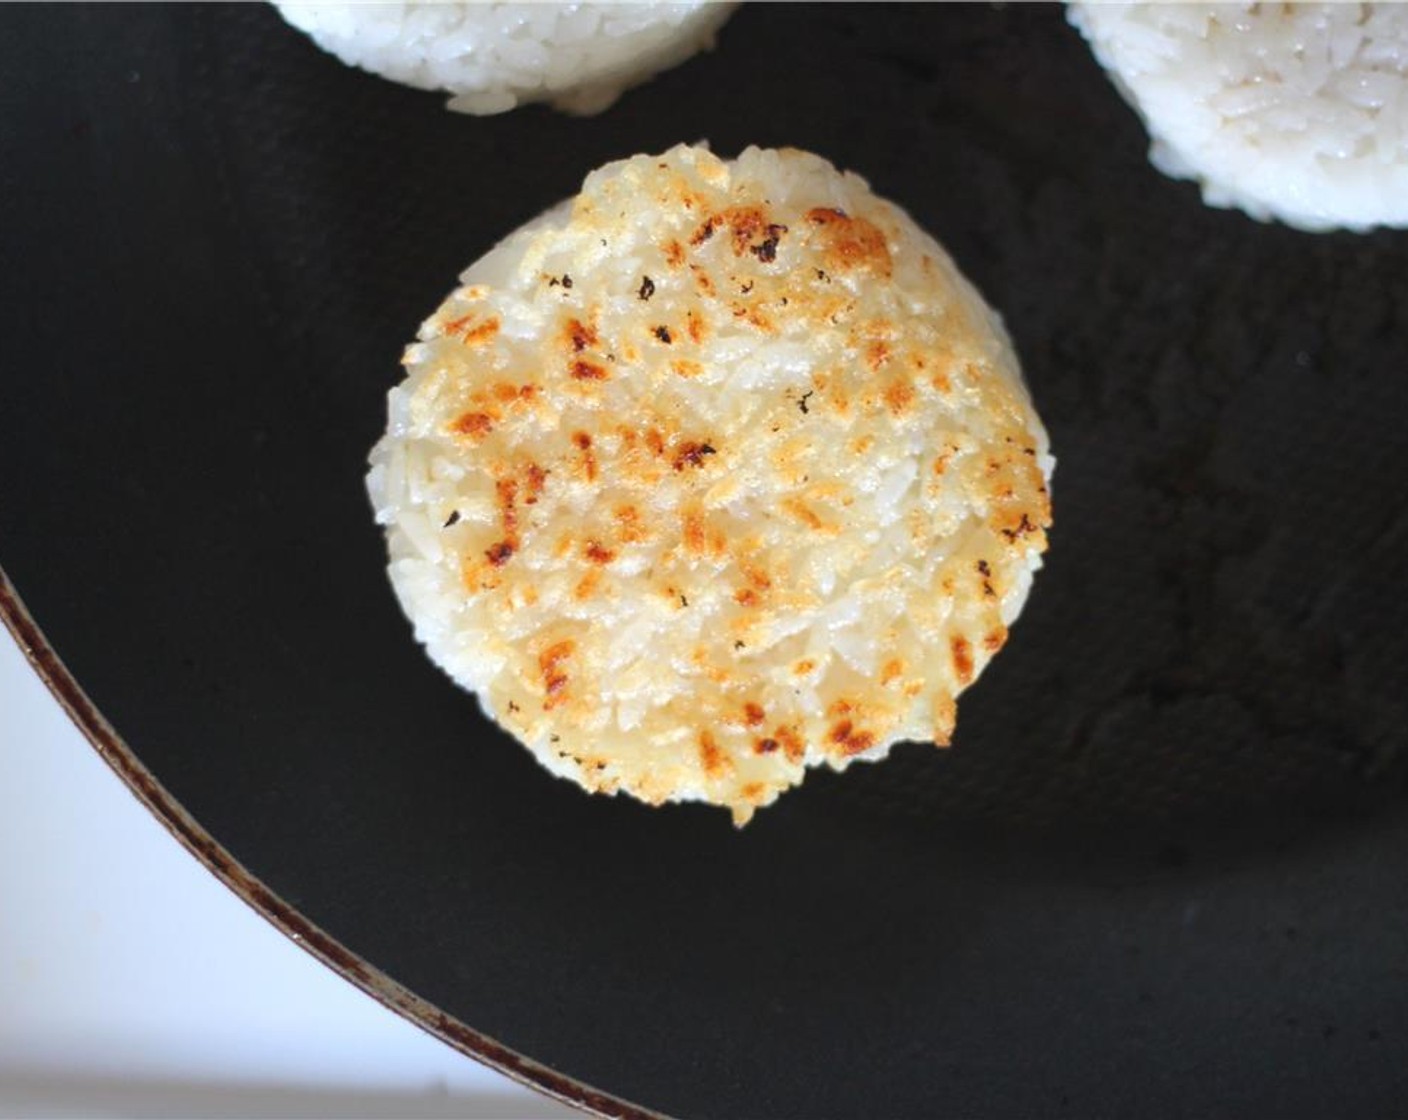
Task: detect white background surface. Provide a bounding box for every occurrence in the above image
[0,620,579,1119]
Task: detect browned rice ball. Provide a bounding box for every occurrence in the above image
[367,144,1054,824]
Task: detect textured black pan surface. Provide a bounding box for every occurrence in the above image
[3,4,1407,1116]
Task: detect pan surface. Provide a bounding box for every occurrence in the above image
[3,4,1407,1116]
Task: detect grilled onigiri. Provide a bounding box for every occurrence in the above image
[1069,2,1408,232]
[367,144,1054,824]
[272,1,735,115]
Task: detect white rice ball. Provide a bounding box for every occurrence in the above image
[271,1,736,115]
[367,144,1054,824]
[1069,2,1408,231]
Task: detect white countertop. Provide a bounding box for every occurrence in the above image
[0,621,579,1119]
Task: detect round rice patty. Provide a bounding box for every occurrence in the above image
[367,144,1054,824]
[272,1,735,116]
[1069,2,1408,232]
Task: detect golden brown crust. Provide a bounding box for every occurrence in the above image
[370,145,1053,824]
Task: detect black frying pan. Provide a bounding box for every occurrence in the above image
[3,4,1408,1116]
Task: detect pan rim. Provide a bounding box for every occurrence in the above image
[0,562,663,1120]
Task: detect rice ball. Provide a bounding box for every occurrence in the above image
[1069,2,1408,232]
[272,1,736,115]
[366,144,1054,824]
